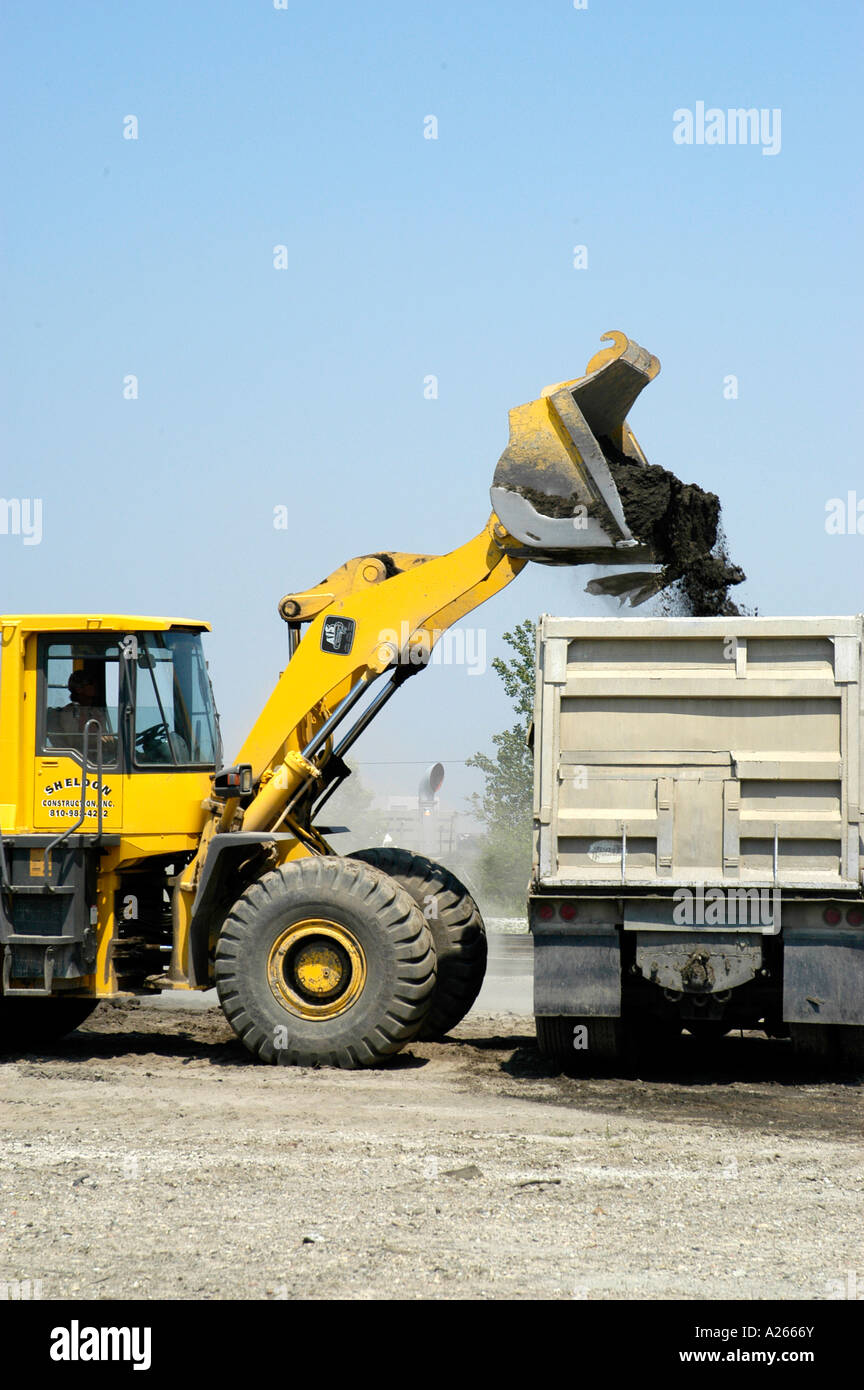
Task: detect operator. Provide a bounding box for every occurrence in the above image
[47,669,117,759]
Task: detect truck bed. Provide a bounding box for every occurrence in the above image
[534,615,863,893]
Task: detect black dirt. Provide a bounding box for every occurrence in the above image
[512,484,602,520]
[599,435,746,616]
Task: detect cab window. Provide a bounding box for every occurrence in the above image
[133,631,220,767]
[42,641,121,767]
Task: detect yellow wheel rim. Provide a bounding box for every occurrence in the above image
[267,919,367,1020]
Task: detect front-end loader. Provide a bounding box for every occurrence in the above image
[0,332,664,1067]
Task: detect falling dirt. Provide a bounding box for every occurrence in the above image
[599,435,747,616]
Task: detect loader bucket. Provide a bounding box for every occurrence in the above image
[490,330,661,566]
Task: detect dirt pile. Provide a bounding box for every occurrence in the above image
[599,436,746,616]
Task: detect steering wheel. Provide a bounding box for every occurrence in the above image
[135,722,169,747]
[135,722,174,762]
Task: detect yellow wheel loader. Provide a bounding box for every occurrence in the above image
[0,332,662,1067]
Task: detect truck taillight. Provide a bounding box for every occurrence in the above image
[560,902,576,920]
[823,906,842,925]
[538,903,555,921]
[847,907,863,926]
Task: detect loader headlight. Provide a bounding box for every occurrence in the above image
[213,764,254,799]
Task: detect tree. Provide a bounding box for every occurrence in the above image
[466,619,536,911]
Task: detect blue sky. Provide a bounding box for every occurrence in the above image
[2,1,862,812]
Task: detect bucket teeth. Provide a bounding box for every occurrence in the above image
[490,331,660,564]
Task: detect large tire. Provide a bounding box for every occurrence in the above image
[350,847,487,1038]
[215,856,436,1068]
[0,997,97,1048]
[536,1015,622,1069]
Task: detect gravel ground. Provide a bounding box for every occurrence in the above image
[1,998,862,1302]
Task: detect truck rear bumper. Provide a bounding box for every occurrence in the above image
[529,895,864,1027]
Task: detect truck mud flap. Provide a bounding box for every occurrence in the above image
[783,926,864,1026]
[533,928,620,1017]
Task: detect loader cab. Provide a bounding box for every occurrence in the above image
[7,618,222,840]
[38,626,220,757]
[0,617,221,1000]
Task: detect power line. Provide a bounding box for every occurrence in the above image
[351,759,473,766]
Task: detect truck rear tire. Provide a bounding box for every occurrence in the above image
[215,856,436,1068]
[0,997,97,1048]
[350,847,487,1038]
[790,1023,864,1070]
[536,1015,622,1068]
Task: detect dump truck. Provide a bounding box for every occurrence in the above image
[0,330,727,1069]
[531,615,864,1067]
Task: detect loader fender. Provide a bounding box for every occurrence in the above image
[188,832,294,986]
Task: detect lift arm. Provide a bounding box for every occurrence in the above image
[237,517,526,837]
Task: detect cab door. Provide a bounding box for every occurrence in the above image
[33,636,124,833]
